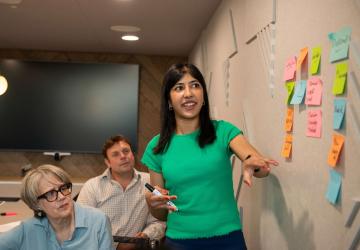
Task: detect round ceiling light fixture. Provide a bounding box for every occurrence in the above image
[110,25,140,42]
[110,25,141,33]
[0,75,8,96]
[121,35,139,41]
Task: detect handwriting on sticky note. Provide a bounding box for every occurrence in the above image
[297,47,308,69]
[290,80,307,105]
[332,62,348,95]
[310,47,321,75]
[329,27,352,63]
[333,99,346,130]
[306,110,322,138]
[305,77,323,105]
[283,56,297,81]
[281,134,293,158]
[327,133,345,167]
[284,108,294,132]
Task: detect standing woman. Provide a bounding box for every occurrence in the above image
[0,164,114,250]
[141,63,278,250]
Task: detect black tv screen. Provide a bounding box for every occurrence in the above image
[0,59,139,153]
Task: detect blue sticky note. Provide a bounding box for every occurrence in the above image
[328,27,352,63]
[326,169,342,205]
[333,99,346,130]
[290,80,307,104]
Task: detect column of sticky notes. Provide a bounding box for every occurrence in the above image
[324,27,351,205]
[281,27,352,206]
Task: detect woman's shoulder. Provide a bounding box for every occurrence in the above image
[76,203,106,218]
[211,119,237,129]
[146,134,160,148]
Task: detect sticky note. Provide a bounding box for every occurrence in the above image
[305,77,323,105]
[310,46,322,75]
[327,133,345,167]
[281,134,293,158]
[326,169,342,204]
[284,107,294,132]
[332,62,348,95]
[283,56,297,81]
[286,81,295,104]
[290,80,307,104]
[328,27,352,63]
[297,47,308,69]
[333,99,346,130]
[306,109,322,138]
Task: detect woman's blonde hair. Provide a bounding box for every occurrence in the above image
[20,164,71,215]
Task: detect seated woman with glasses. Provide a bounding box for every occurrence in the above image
[0,164,114,250]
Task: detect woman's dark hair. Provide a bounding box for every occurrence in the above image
[153,63,216,154]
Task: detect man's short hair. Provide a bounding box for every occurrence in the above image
[102,135,133,159]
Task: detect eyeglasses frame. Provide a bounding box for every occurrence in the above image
[37,183,73,202]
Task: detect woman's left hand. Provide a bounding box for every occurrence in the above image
[243,155,279,187]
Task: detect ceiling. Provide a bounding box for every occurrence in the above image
[0,0,222,56]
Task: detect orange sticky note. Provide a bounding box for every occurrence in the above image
[327,133,345,167]
[284,107,294,132]
[281,134,293,158]
[297,47,308,69]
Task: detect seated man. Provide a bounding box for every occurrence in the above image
[77,135,165,249]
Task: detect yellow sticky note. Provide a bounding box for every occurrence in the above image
[332,62,348,95]
[310,47,321,75]
[297,47,308,69]
[281,134,293,158]
[286,81,295,104]
[327,133,345,167]
[284,107,294,132]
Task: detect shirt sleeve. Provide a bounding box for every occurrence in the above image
[77,178,98,207]
[142,213,166,240]
[216,120,243,155]
[98,214,115,250]
[141,135,162,173]
[0,222,24,249]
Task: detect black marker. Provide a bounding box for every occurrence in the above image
[145,183,178,211]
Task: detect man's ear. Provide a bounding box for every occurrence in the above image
[104,158,110,168]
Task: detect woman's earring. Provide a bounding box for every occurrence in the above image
[169,104,173,110]
[203,101,205,106]
[35,210,45,217]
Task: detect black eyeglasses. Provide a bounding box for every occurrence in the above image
[37,183,72,202]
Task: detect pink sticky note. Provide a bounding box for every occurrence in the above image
[305,77,323,105]
[283,56,297,81]
[306,109,322,138]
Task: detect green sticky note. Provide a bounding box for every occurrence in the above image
[332,62,348,95]
[286,81,295,104]
[310,47,321,75]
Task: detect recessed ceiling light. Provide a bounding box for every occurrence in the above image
[121,35,139,41]
[0,75,8,96]
[110,25,141,33]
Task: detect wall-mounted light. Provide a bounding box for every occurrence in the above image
[0,75,8,96]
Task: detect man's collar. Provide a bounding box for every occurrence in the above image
[102,168,141,181]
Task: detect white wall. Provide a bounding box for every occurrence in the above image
[189,0,360,249]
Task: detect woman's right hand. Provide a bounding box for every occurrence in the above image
[145,185,177,212]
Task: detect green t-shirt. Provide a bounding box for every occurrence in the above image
[141,120,243,239]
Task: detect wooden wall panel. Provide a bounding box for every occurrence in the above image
[0,49,186,180]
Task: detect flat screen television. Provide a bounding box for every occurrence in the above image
[0,59,139,154]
